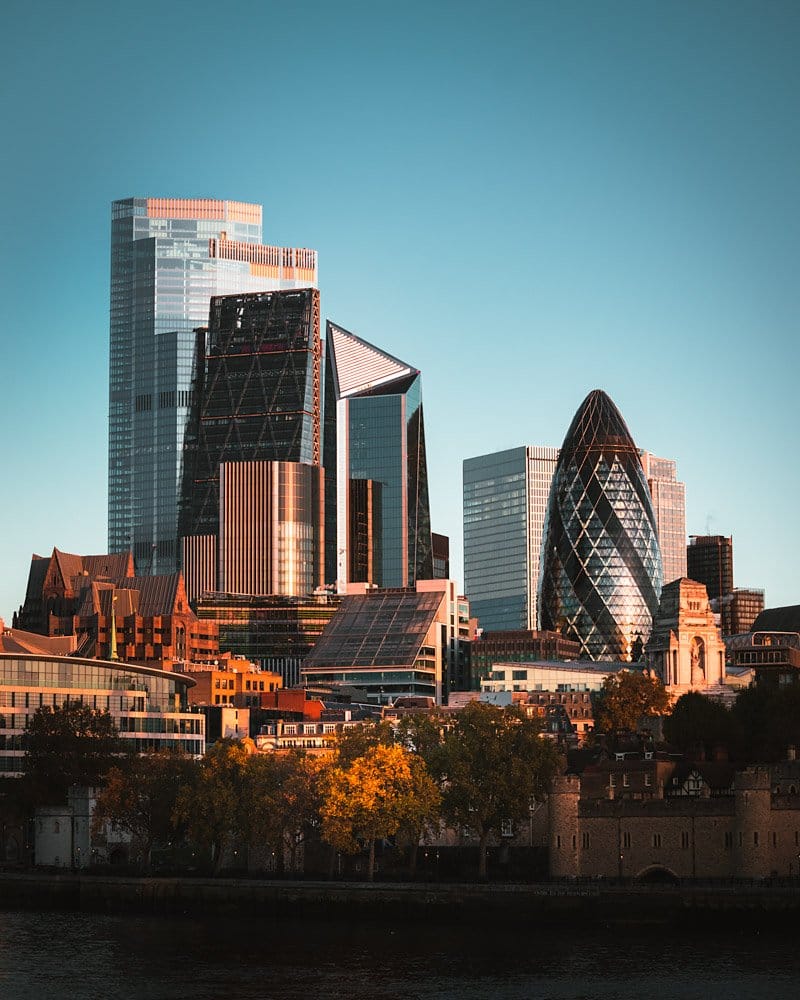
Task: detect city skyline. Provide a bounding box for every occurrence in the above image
[2,2,798,621]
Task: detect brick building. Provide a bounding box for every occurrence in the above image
[15,548,218,669]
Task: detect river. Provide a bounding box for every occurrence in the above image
[1,908,799,999]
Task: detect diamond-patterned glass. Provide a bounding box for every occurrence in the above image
[538,391,663,661]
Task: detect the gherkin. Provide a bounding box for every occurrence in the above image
[538,390,663,661]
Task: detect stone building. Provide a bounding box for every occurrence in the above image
[549,754,800,880]
[646,578,727,695]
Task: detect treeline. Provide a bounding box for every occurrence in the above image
[7,700,562,880]
[665,685,800,763]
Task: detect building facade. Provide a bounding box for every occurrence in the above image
[109,197,317,573]
[646,578,727,693]
[463,446,559,632]
[469,630,581,690]
[432,532,450,580]
[179,288,323,599]
[325,322,432,590]
[194,591,342,687]
[714,588,766,638]
[687,535,734,603]
[301,581,464,704]
[0,637,204,775]
[726,630,800,687]
[15,550,217,669]
[539,390,664,662]
[640,452,687,584]
[549,760,800,880]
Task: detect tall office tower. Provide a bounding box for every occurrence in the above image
[179,288,322,598]
[463,446,559,631]
[539,390,663,662]
[109,197,317,574]
[640,451,687,584]
[686,535,734,601]
[325,322,432,589]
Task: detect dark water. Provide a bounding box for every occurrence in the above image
[1,908,799,999]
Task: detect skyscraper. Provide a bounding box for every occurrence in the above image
[539,390,663,661]
[179,288,323,599]
[640,451,687,584]
[324,322,432,589]
[463,446,558,631]
[686,535,734,602]
[108,197,317,574]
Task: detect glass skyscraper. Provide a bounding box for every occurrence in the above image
[539,390,663,662]
[108,198,317,574]
[178,288,323,600]
[463,446,559,631]
[640,451,687,584]
[325,322,432,589]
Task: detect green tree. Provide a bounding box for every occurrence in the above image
[241,752,323,873]
[663,692,735,757]
[592,670,671,739]
[320,743,440,881]
[174,739,249,873]
[92,751,197,872]
[440,702,562,880]
[24,701,125,805]
[732,685,800,763]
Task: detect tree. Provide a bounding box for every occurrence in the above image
[24,701,125,805]
[663,692,735,757]
[332,720,395,766]
[173,739,249,873]
[92,751,197,872]
[440,702,562,880]
[320,743,440,881]
[731,685,800,763]
[241,752,324,873]
[592,670,671,739]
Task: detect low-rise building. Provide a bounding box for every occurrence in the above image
[254,717,364,754]
[726,631,800,687]
[549,755,800,880]
[0,623,204,774]
[301,580,468,705]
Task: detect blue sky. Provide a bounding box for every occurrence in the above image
[1,0,798,622]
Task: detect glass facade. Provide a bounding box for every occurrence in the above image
[327,323,432,589]
[463,446,558,631]
[109,198,317,574]
[640,451,687,584]
[301,589,445,702]
[195,592,341,686]
[539,391,663,662]
[180,288,321,543]
[0,654,204,773]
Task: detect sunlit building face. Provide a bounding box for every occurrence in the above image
[538,390,663,662]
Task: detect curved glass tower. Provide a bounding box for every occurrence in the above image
[538,390,663,661]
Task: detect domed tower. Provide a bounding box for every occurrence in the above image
[538,390,663,661]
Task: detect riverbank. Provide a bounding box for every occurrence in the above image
[2,872,799,925]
